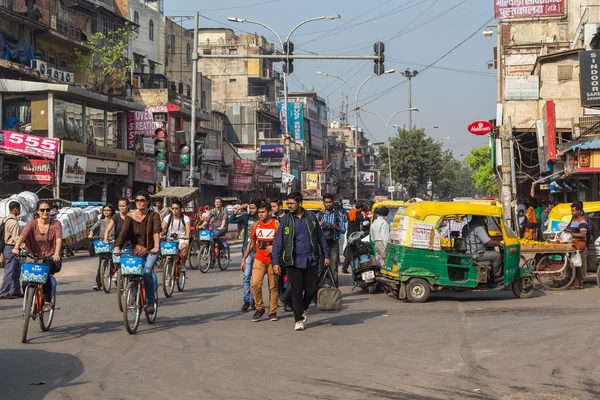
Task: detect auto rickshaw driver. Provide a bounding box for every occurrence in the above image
[462,215,505,285]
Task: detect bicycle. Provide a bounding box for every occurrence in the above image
[93,239,116,294]
[160,239,186,298]
[197,229,230,273]
[112,247,132,312]
[18,252,57,343]
[120,253,159,334]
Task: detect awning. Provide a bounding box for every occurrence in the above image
[565,139,600,152]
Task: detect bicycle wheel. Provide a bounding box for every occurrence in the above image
[218,245,231,270]
[146,274,158,325]
[188,239,200,270]
[199,244,211,273]
[21,285,36,343]
[116,268,125,312]
[176,263,186,292]
[39,281,56,332]
[101,258,111,294]
[535,254,575,290]
[163,258,175,298]
[123,280,141,334]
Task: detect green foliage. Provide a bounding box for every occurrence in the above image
[464,146,498,196]
[74,23,136,92]
[377,127,474,200]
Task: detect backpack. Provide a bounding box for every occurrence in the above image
[0,216,8,253]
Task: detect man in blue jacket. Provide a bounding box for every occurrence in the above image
[272,192,329,331]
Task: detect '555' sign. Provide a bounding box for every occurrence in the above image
[0,131,59,159]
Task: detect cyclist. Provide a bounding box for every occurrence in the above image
[200,197,229,250]
[12,200,62,312]
[161,200,191,268]
[114,191,162,315]
[104,198,130,245]
[90,204,115,291]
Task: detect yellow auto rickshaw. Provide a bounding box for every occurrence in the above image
[283,197,324,213]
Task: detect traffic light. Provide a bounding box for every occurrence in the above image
[283,40,294,74]
[374,41,385,76]
[154,128,168,173]
[179,142,190,165]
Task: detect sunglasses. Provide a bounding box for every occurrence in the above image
[38,208,51,213]
[171,207,180,211]
[135,199,147,203]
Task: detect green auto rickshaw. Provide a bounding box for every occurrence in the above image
[377,201,535,303]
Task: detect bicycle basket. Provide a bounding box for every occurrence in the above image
[112,247,131,264]
[160,241,179,256]
[199,230,214,241]
[120,256,144,276]
[93,240,113,254]
[21,263,50,284]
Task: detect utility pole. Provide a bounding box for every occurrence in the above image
[400,69,418,129]
[188,11,199,188]
[500,124,514,229]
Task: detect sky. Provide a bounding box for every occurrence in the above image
[164,0,497,159]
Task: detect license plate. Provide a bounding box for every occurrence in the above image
[361,270,375,280]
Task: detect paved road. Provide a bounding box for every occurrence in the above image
[1,246,600,400]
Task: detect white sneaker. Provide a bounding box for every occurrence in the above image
[302,310,308,324]
[294,321,305,331]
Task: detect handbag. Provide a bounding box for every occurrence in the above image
[316,267,342,311]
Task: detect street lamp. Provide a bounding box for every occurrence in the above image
[424,125,439,131]
[316,69,396,200]
[360,107,419,200]
[228,15,341,192]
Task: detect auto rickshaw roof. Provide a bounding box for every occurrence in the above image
[371,200,405,211]
[548,201,600,221]
[403,201,504,220]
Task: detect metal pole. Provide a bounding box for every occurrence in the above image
[387,140,393,200]
[408,76,412,129]
[354,93,359,202]
[198,54,379,60]
[508,116,518,226]
[189,11,199,188]
[500,124,513,229]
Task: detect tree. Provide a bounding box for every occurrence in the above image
[464,146,498,196]
[74,23,135,93]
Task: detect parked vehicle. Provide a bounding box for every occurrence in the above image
[346,230,381,294]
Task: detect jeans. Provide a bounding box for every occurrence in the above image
[243,251,255,304]
[475,250,502,281]
[143,252,159,306]
[251,259,278,313]
[0,245,21,297]
[287,265,319,322]
[320,240,339,286]
[213,227,228,249]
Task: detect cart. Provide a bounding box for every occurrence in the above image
[520,243,576,290]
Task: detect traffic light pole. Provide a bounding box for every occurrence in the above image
[189,11,199,188]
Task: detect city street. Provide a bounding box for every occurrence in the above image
[1,245,600,400]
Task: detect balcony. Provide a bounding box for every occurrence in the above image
[132,73,192,110]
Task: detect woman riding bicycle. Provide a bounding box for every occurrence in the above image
[161,200,191,268]
[104,198,130,245]
[90,204,115,291]
[12,200,62,312]
[114,191,162,315]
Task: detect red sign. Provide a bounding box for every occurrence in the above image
[314,160,324,171]
[127,107,166,151]
[257,175,273,183]
[0,131,59,159]
[467,121,493,135]
[234,159,254,175]
[495,0,565,19]
[135,159,155,183]
[543,100,556,161]
[231,174,253,191]
[18,160,54,184]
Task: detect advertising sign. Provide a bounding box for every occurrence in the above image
[255,163,268,175]
[61,141,136,163]
[62,155,87,184]
[310,120,323,150]
[127,107,166,150]
[18,160,54,185]
[505,75,540,100]
[580,51,600,107]
[168,153,185,171]
[278,102,305,141]
[86,159,128,175]
[360,171,375,185]
[200,165,229,186]
[314,160,324,171]
[305,173,319,190]
[467,120,494,135]
[231,174,253,191]
[134,136,155,154]
[234,159,254,175]
[135,159,155,183]
[542,100,557,161]
[260,144,284,157]
[331,152,342,170]
[257,175,274,183]
[202,149,222,161]
[0,131,59,159]
[494,0,565,20]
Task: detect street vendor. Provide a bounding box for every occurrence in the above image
[566,201,588,290]
[462,215,504,285]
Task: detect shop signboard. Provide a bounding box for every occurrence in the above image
[134,136,155,154]
[231,174,253,191]
[505,75,539,100]
[202,149,223,161]
[257,175,274,183]
[580,51,600,107]
[314,160,324,171]
[467,120,493,135]
[360,171,375,186]
[494,0,565,19]
[62,155,87,185]
[18,160,54,185]
[168,153,185,171]
[310,121,323,151]
[125,187,132,199]
[61,141,136,163]
[200,165,230,186]
[331,152,342,170]
[277,102,305,141]
[260,144,284,157]
[135,159,155,183]
[255,163,268,175]
[86,158,128,175]
[305,173,319,190]
[234,159,254,174]
[0,131,59,159]
[127,107,166,150]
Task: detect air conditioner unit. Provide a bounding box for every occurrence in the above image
[572,116,600,139]
[63,72,74,84]
[47,68,61,80]
[30,59,47,75]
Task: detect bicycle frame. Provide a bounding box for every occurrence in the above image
[23,283,45,319]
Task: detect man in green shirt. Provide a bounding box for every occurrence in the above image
[229,201,259,311]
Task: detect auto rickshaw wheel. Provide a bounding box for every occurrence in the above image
[512,276,534,299]
[405,278,431,303]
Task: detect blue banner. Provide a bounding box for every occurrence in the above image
[277,102,304,141]
[260,144,285,157]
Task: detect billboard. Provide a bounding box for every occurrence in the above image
[127,107,166,150]
[277,102,304,141]
[18,160,54,185]
[234,159,254,174]
[505,75,539,100]
[494,0,565,19]
[360,171,375,186]
[62,155,87,184]
[231,174,253,191]
[580,51,600,107]
[310,121,323,150]
[135,159,155,183]
[260,144,284,157]
[0,131,59,159]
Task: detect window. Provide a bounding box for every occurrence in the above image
[186,84,191,97]
[229,79,236,84]
[133,12,139,33]
[170,35,175,54]
[149,20,154,41]
[229,48,237,55]
[202,48,211,55]
[186,43,191,63]
[558,65,573,82]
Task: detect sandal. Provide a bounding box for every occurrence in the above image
[43,302,53,312]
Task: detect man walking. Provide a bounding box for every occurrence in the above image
[370,206,390,265]
[229,201,258,311]
[0,201,22,299]
[241,202,280,322]
[342,202,363,274]
[272,192,329,331]
[270,198,291,311]
[201,197,229,250]
[567,201,588,290]
[317,193,346,286]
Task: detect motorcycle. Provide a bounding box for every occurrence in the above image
[347,230,381,294]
